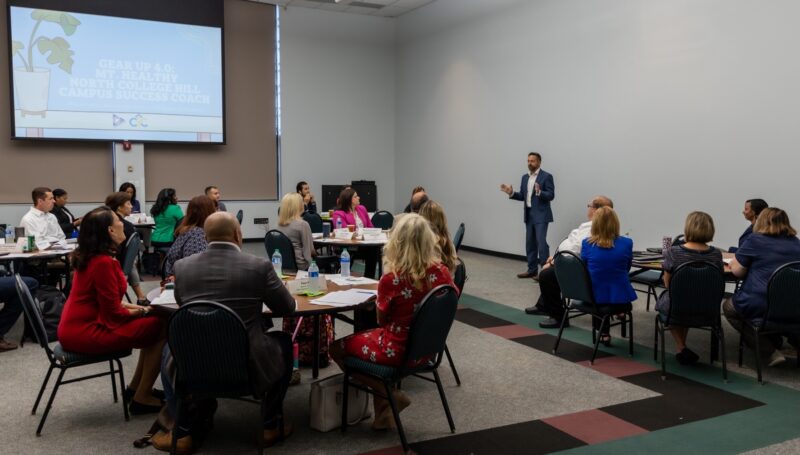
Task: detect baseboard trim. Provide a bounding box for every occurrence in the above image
[460,245,526,262]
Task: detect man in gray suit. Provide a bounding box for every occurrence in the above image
[153,212,295,452]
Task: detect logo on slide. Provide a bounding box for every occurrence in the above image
[112,115,125,127]
[129,114,148,128]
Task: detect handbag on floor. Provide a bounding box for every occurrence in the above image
[309,373,371,432]
[283,315,333,367]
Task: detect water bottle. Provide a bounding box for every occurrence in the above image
[308,261,320,292]
[4,226,13,244]
[272,249,282,277]
[340,249,351,278]
[336,218,343,230]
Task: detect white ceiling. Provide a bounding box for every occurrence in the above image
[265,0,436,18]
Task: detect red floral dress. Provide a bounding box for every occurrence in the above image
[342,263,454,366]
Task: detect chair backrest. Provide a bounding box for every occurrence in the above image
[264,229,298,272]
[236,209,243,224]
[167,300,252,397]
[14,274,52,353]
[302,212,324,233]
[453,258,466,293]
[667,261,725,326]
[765,261,800,324]
[371,211,394,230]
[453,223,466,252]
[402,285,460,371]
[553,251,595,304]
[121,232,141,278]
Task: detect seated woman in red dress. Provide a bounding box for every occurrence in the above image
[57,207,165,415]
[331,213,455,430]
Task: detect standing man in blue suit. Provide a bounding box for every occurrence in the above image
[500,152,555,279]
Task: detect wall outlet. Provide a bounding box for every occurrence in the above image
[254,217,269,225]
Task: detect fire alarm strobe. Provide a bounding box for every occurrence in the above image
[122,141,132,151]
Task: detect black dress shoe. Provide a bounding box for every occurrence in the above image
[539,317,567,329]
[129,399,164,415]
[525,306,547,315]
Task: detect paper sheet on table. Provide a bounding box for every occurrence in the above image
[150,289,176,305]
[330,276,378,286]
[310,289,377,307]
[723,258,733,264]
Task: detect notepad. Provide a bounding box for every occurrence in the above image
[310,289,377,307]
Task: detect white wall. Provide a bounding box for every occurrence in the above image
[279,7,396,216]
[0,6,397,240]
[395,0,800,255]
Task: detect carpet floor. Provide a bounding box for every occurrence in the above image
[1,247,799,454]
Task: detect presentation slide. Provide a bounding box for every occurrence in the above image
[9,7,224,143]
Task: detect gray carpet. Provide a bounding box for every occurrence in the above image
[0,247,798,454]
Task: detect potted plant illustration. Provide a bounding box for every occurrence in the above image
[11,9,80,117]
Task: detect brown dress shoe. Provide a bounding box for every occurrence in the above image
[517,271,537,279]
[151,430,193,455]
[0,338,18,352]
[263,422,293,447]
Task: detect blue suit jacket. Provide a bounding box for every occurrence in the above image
[510,170,555,224]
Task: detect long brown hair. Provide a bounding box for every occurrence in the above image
[337,188,356,212]
[71,207,119,271]
[175,196,216,236]
[418,200,458,273]
[588,207,620,248]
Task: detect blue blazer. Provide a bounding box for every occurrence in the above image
[581,237,637,305]
[510,170,554,224]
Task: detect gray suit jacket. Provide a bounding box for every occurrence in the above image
[173,242,295,396]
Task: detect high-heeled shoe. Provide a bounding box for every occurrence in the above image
[123,387,165,403]
[129,399,164,415]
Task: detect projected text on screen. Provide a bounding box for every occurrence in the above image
[9,7,224,143]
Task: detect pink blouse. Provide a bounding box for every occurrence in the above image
[332,205,373,229]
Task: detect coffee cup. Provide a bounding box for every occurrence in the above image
[347,225,355,233]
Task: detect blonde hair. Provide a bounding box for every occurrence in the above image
[684,211,715,243]
[278,193,303,226]
[382,214,440,289]
[418,200,457,273]
[754,207,797,237]
[588,207,620,248]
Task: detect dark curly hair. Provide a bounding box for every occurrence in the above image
[150,188,177,217]
[71,207,119,271]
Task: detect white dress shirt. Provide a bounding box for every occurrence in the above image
[20,207,67,250]
[556,221,592,256]
[526,170,539,207]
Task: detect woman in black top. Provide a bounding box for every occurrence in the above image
[105,192,148,304]
[656,211,723,365]
[51,188,81,237]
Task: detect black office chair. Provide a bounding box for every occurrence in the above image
[371,211,394,230]
[121,233,141,303]
[341,285,459,453]
[236,209,244,225]
[442,259,466,386]
[653,261,726,381]
[303,212,324,234]
[552,251,634,364]
[738,261,800,384]
[453,223,466,252]
[630,234,685,311]
[264,230,298,273]
[168,301,279,454]
[14,274,131,436]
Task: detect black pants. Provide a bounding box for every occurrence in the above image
[535,266,566,320]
